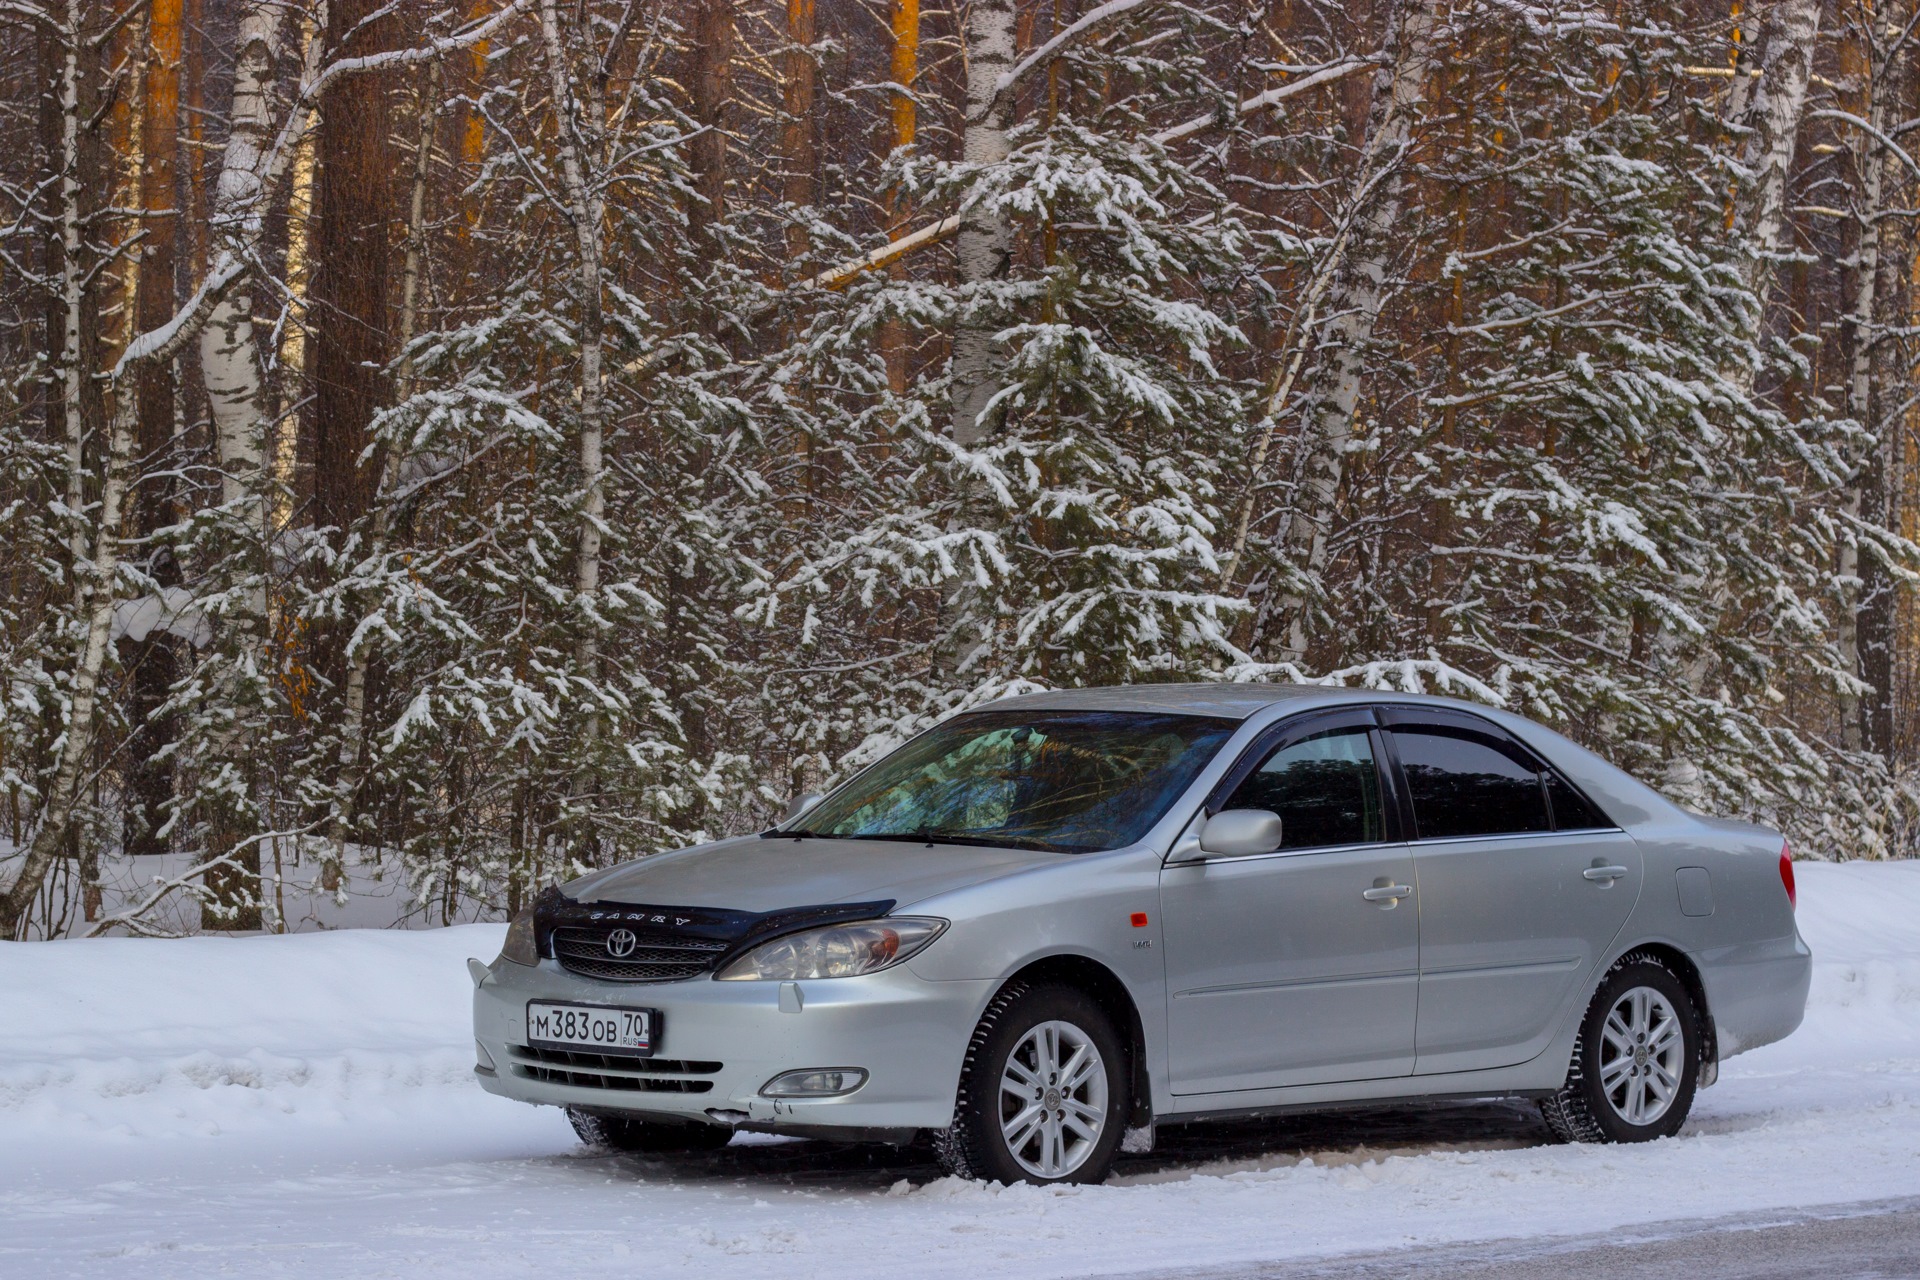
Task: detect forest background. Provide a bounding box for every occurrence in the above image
[2,0,1915,938]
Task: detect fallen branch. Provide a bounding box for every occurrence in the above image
[84,826,325,938]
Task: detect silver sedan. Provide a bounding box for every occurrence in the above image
[469,684,1810,1184]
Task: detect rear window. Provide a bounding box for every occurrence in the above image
[1545,770,1611,830]
[1392,728,1551,840]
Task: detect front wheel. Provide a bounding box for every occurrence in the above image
[1541,958,1700,1144]
[934,982,1129,1185]
[567,1108,734,1153]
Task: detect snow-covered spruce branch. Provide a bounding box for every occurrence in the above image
[1152,57,1381,145]
[1224,657,1508,707]
[802,58,1377,296]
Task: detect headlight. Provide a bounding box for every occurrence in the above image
[498,908,539,966]
[714,918,946,981]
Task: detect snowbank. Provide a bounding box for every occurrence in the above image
[2,863,1918,1279]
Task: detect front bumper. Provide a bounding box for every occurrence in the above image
[471,955,994,1135]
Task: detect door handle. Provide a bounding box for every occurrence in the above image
[1362,884,1413,903]
[1583,864,1630,883]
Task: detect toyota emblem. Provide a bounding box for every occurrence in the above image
[605,928,638,959]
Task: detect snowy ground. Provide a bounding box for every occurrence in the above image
[3,862,1918,1279]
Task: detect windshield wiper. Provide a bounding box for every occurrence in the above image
[761,828,828,840]
[838,831,1079,855]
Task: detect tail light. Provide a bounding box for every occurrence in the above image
[1779,841,1796,910]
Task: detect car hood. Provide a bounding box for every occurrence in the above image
[563,834,1065,914]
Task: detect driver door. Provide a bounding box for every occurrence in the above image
[1159,713,1420,1095]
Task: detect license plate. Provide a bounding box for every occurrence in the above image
[526,1001,656,1056]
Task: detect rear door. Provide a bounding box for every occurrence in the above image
[1380,710,1642,1075]
[1160,712,1420,1094]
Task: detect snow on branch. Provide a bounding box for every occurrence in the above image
[1153,57,1381,146]
[83,826,325,938]
[993,0,1158,99]
[1808,109,1920,182]
[804,59,1376,294]
[112,256,246,379]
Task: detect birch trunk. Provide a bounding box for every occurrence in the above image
[534,0,608,700]
[193,0,285,926]
[1,395,138,937]
[6,0,92,933]
[949,0,1016,446]
[1675,0,1820,701]
[1725,0,1821,335]
[54,0,84,567]
[198,1,278,518]
[1253,0,1440,662]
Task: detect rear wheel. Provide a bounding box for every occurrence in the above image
[567,1108,734,1153]
[934,982,1128,1185]
[1541,958,1700,1144]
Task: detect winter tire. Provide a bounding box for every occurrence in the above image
[567,1107,734,1153]
[934,981,1128,1185]
[1541,957,1700,1144]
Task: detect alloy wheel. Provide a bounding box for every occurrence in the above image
[997,1019,1108,1179]
[1598,985,1687,1127]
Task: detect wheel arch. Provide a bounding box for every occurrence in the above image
[998,953,1152,1128]
[1608,940,1718,1066]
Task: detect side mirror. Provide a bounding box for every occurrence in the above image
[784,791,825,822]
[1197,809,1284,858]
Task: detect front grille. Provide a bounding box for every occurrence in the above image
[551,925,728,983]
[508,1044,721,1094]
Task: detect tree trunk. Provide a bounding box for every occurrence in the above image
[781,0,816,261]
[1839,10,1912,760]
[125,0,186,856]
[949,0,1016,446]
[198,4,275,514]
[535,0,608,721]
[54,0,84,568]
[194,0,283,929]
[1255,0,1441,662]
[330,60,441,877]
[309,0,394,535]
[689,0,735,232]
[882,0,919,394]
[1,393,139,938]
[1725,0,1821,328]
[273,15,318,528]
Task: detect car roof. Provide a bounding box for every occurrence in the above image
[989,682,1496,722]
[983,681,1691,830]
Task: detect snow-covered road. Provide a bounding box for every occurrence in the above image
[4,862,1918,1279]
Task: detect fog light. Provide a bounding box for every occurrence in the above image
[760,1068,868,1098]
[475,1040,496,1072]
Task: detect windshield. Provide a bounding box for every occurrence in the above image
[784,709,1238,853]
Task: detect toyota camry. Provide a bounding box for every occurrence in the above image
[468,683,1810,1184]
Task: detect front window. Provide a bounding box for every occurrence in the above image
[788,709,1237,854]
[1223,727,1385,850]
